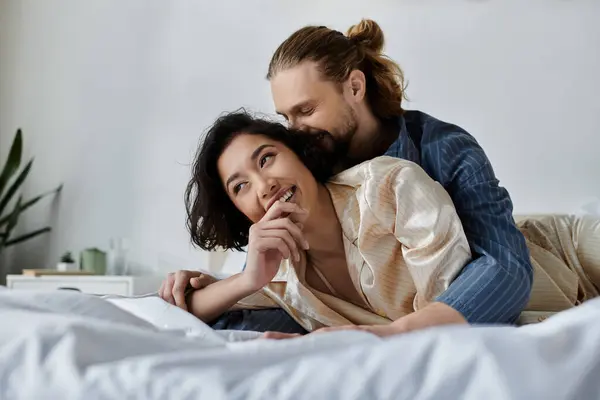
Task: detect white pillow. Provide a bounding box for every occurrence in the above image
[104,295,226,343]
[0,290,155,330]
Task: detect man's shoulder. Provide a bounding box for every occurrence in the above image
[404,110,479,148]
[403,110,491,185]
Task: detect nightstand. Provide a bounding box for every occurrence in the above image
[5,275,161,296]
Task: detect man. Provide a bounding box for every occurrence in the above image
[160,19,533,334]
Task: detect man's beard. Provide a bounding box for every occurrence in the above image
[313,130,348,159]
[303,106,359,173]
[312,129,355,174]
[326,109,359,170]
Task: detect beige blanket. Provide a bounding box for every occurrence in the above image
[517,215,600,324]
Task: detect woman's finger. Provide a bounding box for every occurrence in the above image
[313,325,387,337]
[259,229,300,262]
[313,325,360,334]
[256,236,291,260]
[158,281,166,299]
[173,272,194,311]
[190,274,216,289]
[261,218,309,251]
[261,331,302,340]
[164,273,176,305]
[263,201,308,224]
[189,276,202,289]
[286,208,309,225]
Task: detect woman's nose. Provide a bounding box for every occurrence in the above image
[259,181,278,199]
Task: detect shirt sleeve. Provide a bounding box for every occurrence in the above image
[365,157,472,311]
[430,131,533,324]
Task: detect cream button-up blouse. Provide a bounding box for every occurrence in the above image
[236,157,600,330]
[236,156,472,331]
[238,157,600,331]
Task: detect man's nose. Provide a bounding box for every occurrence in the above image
[288,119,307,132]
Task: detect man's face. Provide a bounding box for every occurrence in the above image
[270,61,358,157]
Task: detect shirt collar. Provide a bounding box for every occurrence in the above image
[383,115,421,165]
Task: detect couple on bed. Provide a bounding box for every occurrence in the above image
[159,19,599,338]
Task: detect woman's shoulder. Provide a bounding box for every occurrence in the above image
[328,156,427,186]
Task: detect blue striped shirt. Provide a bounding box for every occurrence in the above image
[386,110,533,323]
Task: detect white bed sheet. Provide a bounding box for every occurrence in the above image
[0,288,599,400]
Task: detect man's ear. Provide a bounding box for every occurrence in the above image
[347,69,366,103]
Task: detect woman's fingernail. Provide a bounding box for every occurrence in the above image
[304,241,310,250]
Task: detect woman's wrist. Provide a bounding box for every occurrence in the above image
[238,270,270,293]
[185,273,261,322]
[392,302,467,333]
[233,272,263,297]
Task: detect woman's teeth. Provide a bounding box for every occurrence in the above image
[280,188,295,202]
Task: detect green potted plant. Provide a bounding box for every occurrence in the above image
[57,251,77,272]
[0,128,62,256]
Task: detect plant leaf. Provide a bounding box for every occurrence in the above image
[5,226,51,246]
[0,158,33,216]
[2,196,22,245]
[0,184,62,227]
[0,129,23,199]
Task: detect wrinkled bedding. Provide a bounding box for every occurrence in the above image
[0,288,599,399]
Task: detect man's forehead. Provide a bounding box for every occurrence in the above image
[280,61,323,83]
[272,63,329,111]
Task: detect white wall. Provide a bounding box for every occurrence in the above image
[1,0,599,275]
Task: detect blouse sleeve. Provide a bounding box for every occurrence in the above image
[365,157,472,310]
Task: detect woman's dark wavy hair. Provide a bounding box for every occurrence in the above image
[185,110,336,251]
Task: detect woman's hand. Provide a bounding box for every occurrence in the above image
[241,201,309,291]
[159,270,218,310]
[262,324,399,340]
[261,303,467,340]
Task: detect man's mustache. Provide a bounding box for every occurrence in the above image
[307,130,349,158]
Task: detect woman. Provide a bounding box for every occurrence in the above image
[175,110,472,337]
[163,111,600,337]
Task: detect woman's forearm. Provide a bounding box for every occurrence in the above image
[186,273,257,323]
[391,302,467,333]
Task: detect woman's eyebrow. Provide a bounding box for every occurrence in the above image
[225,172,241,190]
[225,144,276,189]
[250,144,276,161]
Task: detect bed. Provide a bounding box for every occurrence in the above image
[1,287,599,399]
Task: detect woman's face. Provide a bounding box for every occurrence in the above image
[217,133,319,223]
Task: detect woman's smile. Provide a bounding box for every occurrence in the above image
[267,185,298,211]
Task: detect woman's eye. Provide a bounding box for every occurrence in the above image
[233,182,246,194]
[300,107,314,116]
[259,154,274,168]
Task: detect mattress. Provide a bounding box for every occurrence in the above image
[0,288,599,399]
